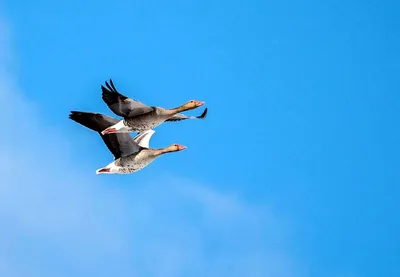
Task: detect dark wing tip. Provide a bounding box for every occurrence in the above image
[109,79,117,91]
[69,111,93,125]
[104,78,118,93]
[101,79,128,103]
[69,110,91,120]
[197,108,208,119]
[101,85,118,104]
[101,85,114,101]
[69,111,81,119]
[105,80,113,91]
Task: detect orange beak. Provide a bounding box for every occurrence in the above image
[178,145,187,151]
[195,101,205,107]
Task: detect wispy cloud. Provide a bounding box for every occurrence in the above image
[0,16,301,277]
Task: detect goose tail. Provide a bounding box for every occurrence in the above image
[96,162,119,174]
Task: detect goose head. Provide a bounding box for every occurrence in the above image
[172,100,205,113]
[186,100,205,109]
[167,144,187,152]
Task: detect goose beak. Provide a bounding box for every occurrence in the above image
[196,101,205,107]
[178,145,187,151]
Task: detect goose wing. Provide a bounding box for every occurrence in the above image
[166,108,208,122]
[69,111,140,160]
[132,130,155,148]
[101,79,154,118]
[116,130,155,157]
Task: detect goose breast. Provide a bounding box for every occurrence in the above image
[119,150,157,173]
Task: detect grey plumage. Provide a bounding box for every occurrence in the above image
[69,111,177,174]
[100,79,207,134]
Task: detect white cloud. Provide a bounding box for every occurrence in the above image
[0,16,301,277]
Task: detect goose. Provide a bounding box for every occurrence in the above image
[69,111,186,174]
[100,79,207,135]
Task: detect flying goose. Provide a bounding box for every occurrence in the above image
[69,111,186,174]
[100,79,207,135]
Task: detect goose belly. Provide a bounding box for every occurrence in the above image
[125,113,165,132]
[120,152,155,173]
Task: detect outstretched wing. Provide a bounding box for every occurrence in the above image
[69,111,140,160]
[166,108,208,122]
[101,79,154,118]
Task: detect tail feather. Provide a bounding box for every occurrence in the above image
[96,168,110,174]
[96,162,119,174]
[100,120,127,135]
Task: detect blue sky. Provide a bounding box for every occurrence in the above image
[0,0,399,276]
